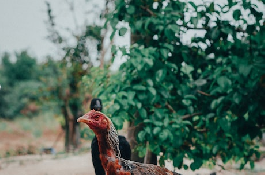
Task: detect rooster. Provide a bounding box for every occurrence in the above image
[77,110,181,175]
[90,98,131,175]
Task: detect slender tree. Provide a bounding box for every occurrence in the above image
[90,0,265,170]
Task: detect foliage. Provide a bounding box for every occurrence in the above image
[89,0,265,171]
[45,1,107,151]
[1,51,38,86]
[0,51,44,119]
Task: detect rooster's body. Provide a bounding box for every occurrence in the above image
[77,110,181,175]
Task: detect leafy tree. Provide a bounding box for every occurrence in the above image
[45,1,108,152]
[1,51,38,86]
[0,51,43,119]
[90,0,265,170]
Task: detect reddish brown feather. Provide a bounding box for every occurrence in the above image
[78,110,181,175]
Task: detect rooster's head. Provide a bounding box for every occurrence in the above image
[77,110,110,133]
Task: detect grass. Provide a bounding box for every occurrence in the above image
[17,112,59,133]
[0,122,7,131]
[0,112,59,133]
[0,112,62,157]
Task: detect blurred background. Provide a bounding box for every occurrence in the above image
[0,0,265,174]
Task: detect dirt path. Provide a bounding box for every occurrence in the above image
[0,153,94,175]
[1,152,265,175]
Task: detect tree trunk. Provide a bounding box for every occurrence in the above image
[144,143,157,165]
[128,34,156,164]
[127,119,144,163]
[62,98,80,152]
[62,104,70,152]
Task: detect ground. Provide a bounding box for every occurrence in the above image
[0,152,265,175]
[0,116,264,175]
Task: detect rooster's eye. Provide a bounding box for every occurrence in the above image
[95,115,100,121]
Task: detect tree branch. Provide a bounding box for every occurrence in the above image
[197,90,211,96]
[182,25,209,30]
[182,112,202,120]
[165,102,176,113]
[140,5,156,16]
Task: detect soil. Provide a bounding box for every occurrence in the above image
[0,121,264,175]
[0,152,265,175]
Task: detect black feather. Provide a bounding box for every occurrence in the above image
[91,135,131,175]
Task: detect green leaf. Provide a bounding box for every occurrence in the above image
[162,43,174,52]
[243,112,249,121]
[119,27,127,36]
[159,129,168,141]
[138,130,146,142]
[228,0,233,8]
[146,79,153,86]
[194,79,207,86]
[233,92,242,104]
[154,121,163,126]
[184,95,197,100]
[110,30,116,40]
[144,18,152,30]
[221,27,233,34]
[173,153,184,167]
[133,85,146,91]
[166,62,178,71]
[210,96,225,109]
[211,27,220,39]
[144,126,151,134]
[218,118,230,131]
[159,155,165,167]
[148,87,156,96]
[190,158,203,170]
[156,69,166,82]
[126,5,135,14]
[250,160,255,169]
[153,127,161,135]
[139,108,147,119]
[113,103,120,110]
[136,102,142,109]
[144,58,153,67]
[212,145,218,154]
[209,2,214,12]
[155,109,164,119]
[137,92,147,100]
[160,49,168,59]
[111,45,116,53]
[135,21,142,30]
[112,117,124,129]
[239,64,252,77]
[191,17,198,27]
[233,9,241,20]
[188,1,197,10]
[169,24,180,32]
[110,18,119,28]
[127,91,136,99]
[182,99,192,106]
[217,76,232,89]
[181,64,194,75]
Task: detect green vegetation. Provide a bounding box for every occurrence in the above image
[0,0,264,172]
[0,112,59,133]
[87,0,265,171]
[0,51,43,119]
[0,112,60,157]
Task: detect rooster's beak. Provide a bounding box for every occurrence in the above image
[77,115,92,125]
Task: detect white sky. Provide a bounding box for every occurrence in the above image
[0,0,105,61]
[0,0,264,67]
[0,0,55,60]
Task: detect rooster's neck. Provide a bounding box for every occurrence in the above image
[96,132,123,174]
[96,133,113,155]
